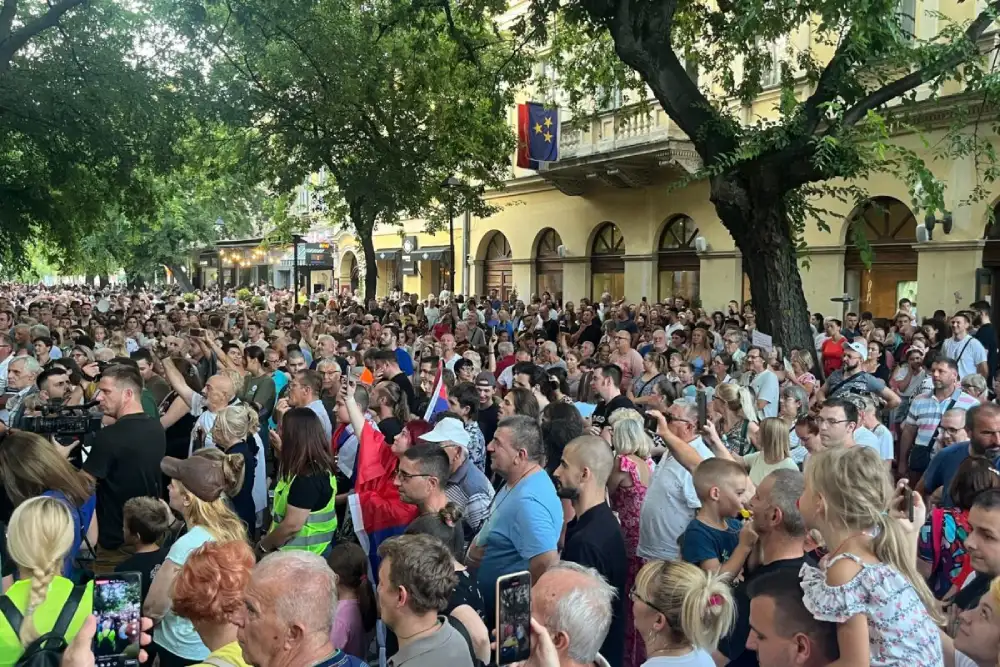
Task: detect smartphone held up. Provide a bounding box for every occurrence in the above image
[495,571,531,666]
[93,572,142,667]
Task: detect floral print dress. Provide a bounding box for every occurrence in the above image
[609,455,652,667]
[800,553,943,667]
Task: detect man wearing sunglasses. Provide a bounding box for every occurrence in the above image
[638,400,714,562]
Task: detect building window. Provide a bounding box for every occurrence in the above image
[591,222,626,300]
[658,215,700,303]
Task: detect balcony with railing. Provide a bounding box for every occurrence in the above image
[535,99,701,196]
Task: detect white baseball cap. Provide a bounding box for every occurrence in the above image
[419,417,471,448]
[846,341,868,362]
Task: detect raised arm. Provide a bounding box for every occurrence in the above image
[648,410,705,473]
[159,356,194,406]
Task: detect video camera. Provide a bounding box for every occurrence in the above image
[21,399,103,438]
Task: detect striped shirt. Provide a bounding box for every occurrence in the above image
[904,387,980,449]
[445,457,495,535]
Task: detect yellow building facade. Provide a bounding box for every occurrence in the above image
[330,2,1000,319]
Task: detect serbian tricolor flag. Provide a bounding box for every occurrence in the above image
[348,422,418,584]
[422,360,450,422]
[516,103,539,170]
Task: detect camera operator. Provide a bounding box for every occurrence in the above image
[83,364,166,573]
[0,356,41,431]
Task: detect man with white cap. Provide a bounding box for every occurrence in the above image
[814,340,901,410]
[419,414,495,538]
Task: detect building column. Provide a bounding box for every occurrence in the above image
[698,250,742,312]
[624,254,656,302]
[914,240,985,314]
[562,259,590,304]
[511,259,533,300]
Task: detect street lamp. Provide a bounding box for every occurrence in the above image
[442,176,462,294]
[215,218,225,301]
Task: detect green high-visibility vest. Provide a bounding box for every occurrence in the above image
[270,474,338,555]
[97,627,116,649]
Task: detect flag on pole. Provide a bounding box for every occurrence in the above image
[348,422,418,584]
[516,103,539,170]
[526,102,559,163]
[422,360,450,422]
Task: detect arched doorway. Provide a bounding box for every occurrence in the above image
[978,203,1000,314]
[844,197,918,318]
[340,251,359,294]
[658,215,700,303]
[483,233,513,302]
[535,229,564,304]
[591,222,625,300]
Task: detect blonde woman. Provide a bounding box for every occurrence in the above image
[210,403,265,536]
[712,383,759,456]
[628,352,666,409]
[684,326,714,377]
[787,349,818,397]
[631,559,735,666]
[146,450,247,667]
[0,497,94,663]
[607,410,654,667]
[703,417,797,485]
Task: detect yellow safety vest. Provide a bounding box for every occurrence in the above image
[0,578,94,665]
[270,474,338,555]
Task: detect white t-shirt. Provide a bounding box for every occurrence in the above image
[637,436,714,561]
[188,392,218,455]
[943,335,987,380]
[641,649,715,666]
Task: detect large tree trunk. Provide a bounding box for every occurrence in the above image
[165,262,196,293]
[711,174,816,357]
[349,203,378,301]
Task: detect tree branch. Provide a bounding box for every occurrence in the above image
[0,0,17,43]
[798,28,856,136]
[0,0,86,71]
[841,2,1000,127]
[598,0,735,162]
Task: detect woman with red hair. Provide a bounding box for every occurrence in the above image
[172,541,255,667]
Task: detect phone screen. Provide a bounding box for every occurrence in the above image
[92,572,142,667]
[696,390,708,429]
[496,571,531,666]
[643,414,660,433]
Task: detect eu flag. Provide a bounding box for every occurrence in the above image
[527,102,558,163]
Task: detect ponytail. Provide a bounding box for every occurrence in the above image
[736,386,759,423]
[6,497,75,646]
[679,570,736,651]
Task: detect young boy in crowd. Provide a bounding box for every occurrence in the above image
[677,362,697,400]
[680,458,756,577]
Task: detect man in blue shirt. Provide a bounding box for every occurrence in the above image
[474,415,561,625]
[921,403,1000,506]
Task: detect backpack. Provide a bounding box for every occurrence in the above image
[931,507,975,600]
[449,615,486,667]
[0,584,87,667]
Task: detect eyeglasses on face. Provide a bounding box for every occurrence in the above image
[393,468,432,481]
[629,586,666,615]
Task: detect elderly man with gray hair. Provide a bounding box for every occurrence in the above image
[233,550,368,667]
[530,561,617,667]
[0,355,42,429]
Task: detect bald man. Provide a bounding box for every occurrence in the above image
[531,562,617,667]
[552,436,626,667]
[161,356,236,454]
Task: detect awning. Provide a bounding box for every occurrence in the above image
[374,249,401,261]
[403,246,451,262]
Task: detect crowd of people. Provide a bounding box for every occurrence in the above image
[0,283,999,667]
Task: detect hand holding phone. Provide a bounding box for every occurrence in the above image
[496,571,532,666]
[92,572,142,666]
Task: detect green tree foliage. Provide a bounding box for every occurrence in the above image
[526,0,1000,348]
[0,0,211,272]
[67,128,281,290]
[171,0,531,298]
